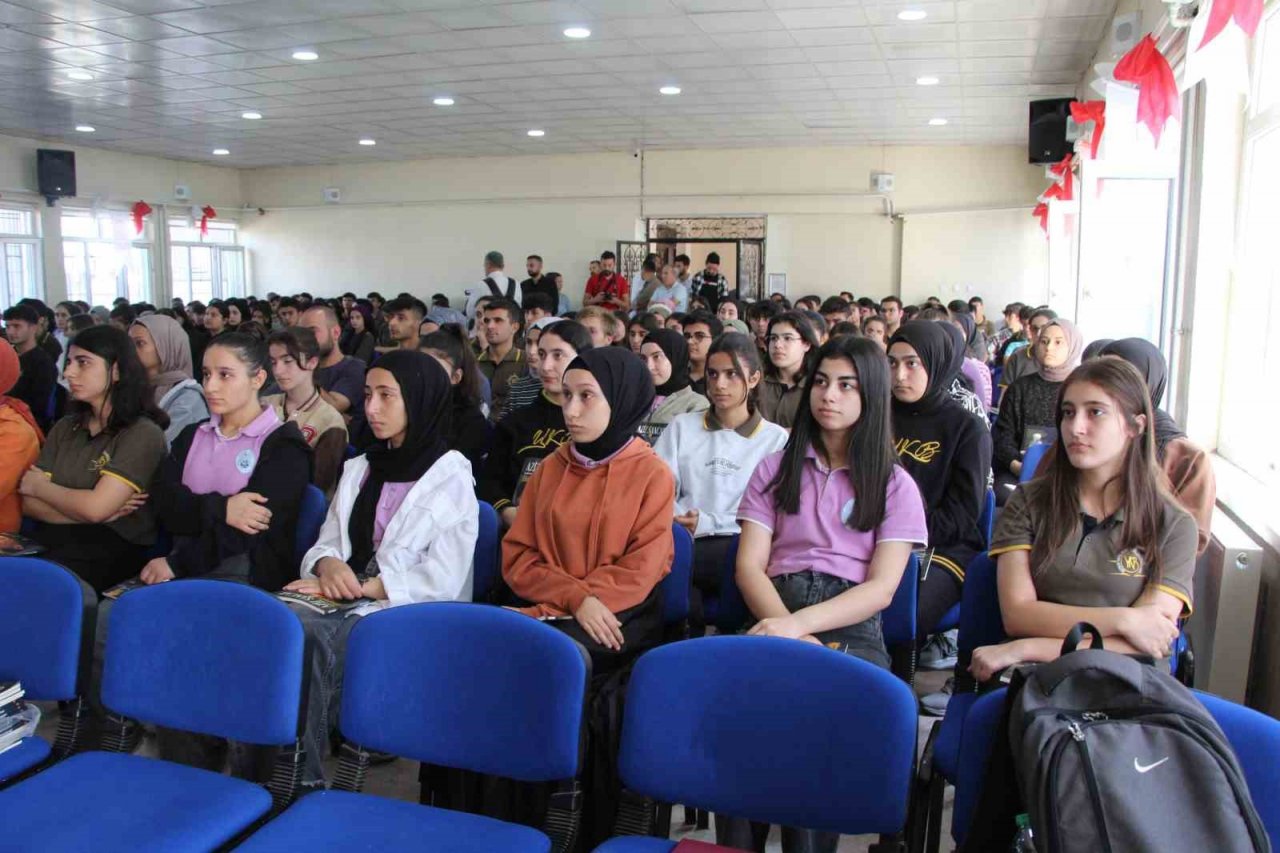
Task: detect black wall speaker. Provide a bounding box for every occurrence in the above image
[37,149,76,200]
[1028,98,1074,164]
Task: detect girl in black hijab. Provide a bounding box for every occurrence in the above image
[887,321,992,648]
[638,327,709,443]
[284,350,479,787]
[1099,338,1214,553]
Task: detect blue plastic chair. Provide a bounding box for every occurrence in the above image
[595,636,919,849]
[0,558,92,786]
[660,523,692,628]
[343,443,359,461]
[238,603,591,853]
[948,687,1006,847]
[294,484,327,568]
[1020,441,1051,483]
[916,552,1006,853]
[883,553,919,685]
[932,489,996,635]
[712,534,747,634]
[0,580,306,851]
[472,501,501,603]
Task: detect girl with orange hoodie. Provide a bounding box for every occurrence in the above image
[0,343,42,533]
[502,346,675,673]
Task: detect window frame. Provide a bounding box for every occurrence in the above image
[59,207,156,307]
[0,203,43,312]
[167,216,245,303]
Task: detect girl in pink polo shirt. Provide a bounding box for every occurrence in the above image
[730,334,928,853]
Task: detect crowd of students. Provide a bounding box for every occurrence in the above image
[0,251,1217,850]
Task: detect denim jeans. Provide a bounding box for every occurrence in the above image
[717,570,891,853]
[285,603,364,787]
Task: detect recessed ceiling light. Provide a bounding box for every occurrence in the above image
[241,111,262,120]
[563,27,591,38]
[433,97,455,106]
[212,148,230,155]
[527,129,545,137]
[67,70,94,81]
[659,85,681,95]
[74,125,95,133]
[898,9,927,21]
[928,117,948,126]
[916,75,940,86]
[292,50,319,61]
[358,138,376,146]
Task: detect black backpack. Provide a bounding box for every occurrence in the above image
[484,276,516,301]
[963,625,1269,853]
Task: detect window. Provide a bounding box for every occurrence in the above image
[61,210,153,307]
[1218,4,1280,486]
[0,206,41,312]
[169,218,245,303]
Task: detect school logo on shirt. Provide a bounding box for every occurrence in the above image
[235,449,256,474]
[895,438,941,464]
[1113,548,1147,578]
[89,451,111,473]
[840,498,856,525]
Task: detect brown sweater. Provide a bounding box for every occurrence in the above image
[1164,437,1215,556]
[502,437,675,618]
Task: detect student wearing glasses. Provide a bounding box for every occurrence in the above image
[758,311,820,429]
[681,310,722,398]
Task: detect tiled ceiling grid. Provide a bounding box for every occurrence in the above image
[0,0,1117,167]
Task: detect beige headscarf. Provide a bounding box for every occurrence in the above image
[135,314,193,401]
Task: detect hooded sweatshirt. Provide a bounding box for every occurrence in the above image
[478,391,569,512]
[889,322,993,581]
[0,343,40,533]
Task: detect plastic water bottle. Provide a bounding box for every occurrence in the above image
[1012,813,1037,852]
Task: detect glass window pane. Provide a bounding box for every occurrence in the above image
[190,246,213,302]
[218,248,244,298]
[0,208,34,237]
[126,247,151,303]
[1,242,39,311]
[87,242,125,307]
[169,222,201,243]
[63,243,87,304]
[1259,6,1280,111]
[60,213,98,239]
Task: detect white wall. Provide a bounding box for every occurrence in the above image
[240,144,1049,305]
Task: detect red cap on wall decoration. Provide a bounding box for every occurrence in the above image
[131,201,152,236]
[1199,0,1263,50]
[1069,100,1106,160]
[1033,203,1049,235]
[1113,34,1181,146]
[1049,153,1074,202]
[199,205,216,236]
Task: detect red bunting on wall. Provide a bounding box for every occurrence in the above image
[1033,203,1049,235]
[1199,0,1263,50]
[1069,100,1106,160]
[1114,35,1181,146]
[199,205,216,236]
[1049,153,1074,202]
[130,200,152,236]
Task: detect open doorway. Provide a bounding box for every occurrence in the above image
[616,217,766,301]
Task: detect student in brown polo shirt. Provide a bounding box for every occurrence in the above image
[477,298,525,422]
[970,358,1198,683]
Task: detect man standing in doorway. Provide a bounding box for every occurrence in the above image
[300,304,365,417]
[584,250,630,311]
[521,254,558,305]
[633,256,661,312]
[465,250,517,321]
[674,254,695,295]
[692,252,729,312]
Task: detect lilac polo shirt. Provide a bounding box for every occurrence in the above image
[181,407,283,496]
[737,446,928,584]
[370,479,414,549]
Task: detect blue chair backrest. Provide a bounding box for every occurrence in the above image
[979,489,996,547]
[619,636,917,835]
[951,687,1007,845]
[1020,442,1051,483]
[661,523,692,625]
[102,580,305,746]
[341,602,589,782]
[343,443,359,461]
[472,501,501,603]
[1196,692,1280,848]
[882,552,918,647]
[294,485,327,567]
[956,553,1005,668]
[0,558,87,700]
[714,534,748,633]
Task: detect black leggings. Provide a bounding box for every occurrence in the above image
[917,564,962,643]
[690,534,735,635]
[31,522,148,594]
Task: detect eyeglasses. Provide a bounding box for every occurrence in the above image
[766,334,801,345]
[684,332,712,342]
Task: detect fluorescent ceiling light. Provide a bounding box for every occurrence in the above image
[928,117,948,126]
[659,85,682,95]
[563,27,591,38]
[527,129,546,137]
[916,76,939,86]
[241,111,262,119]
[67,70,94,81]
[898,9,927,21]
[433,97,455,106]
[74,125,95,132]
[292,50,319,61]
[358,138,376,146]
[212,148,230,155]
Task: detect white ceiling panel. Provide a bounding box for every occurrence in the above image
[0,0,1116,164]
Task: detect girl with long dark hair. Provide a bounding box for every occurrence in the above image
[419,323,489,469]
[19,325,169,591]
[971,358,1197,683]
[342,301,377,363]
[757,311,819,428]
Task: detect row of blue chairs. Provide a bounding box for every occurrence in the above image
[0,558,922,851]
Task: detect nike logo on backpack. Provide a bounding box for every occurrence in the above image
[1134,757,1170,773]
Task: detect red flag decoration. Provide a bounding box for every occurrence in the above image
[1199,0,1263,50]
[199,205,216,236]
[1049,153,1074,202]
[1070,100,1106,160]
[1033,203,1049,235]
[130,200,152,236]
[1114,35,1181,146]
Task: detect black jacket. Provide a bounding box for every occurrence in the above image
[477,392,568,511]
[152,419,312,591]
